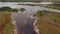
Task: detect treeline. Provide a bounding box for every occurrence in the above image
[0,6,26,12]
[0,6,18,12]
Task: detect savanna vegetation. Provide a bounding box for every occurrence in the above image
[20,8,26,12]
[0,6,27,12]
[34,10,60,34]
[4,22,14,34]
[0,7,15,34]
[40,4,60,10]
[0,6,26,34]
[0,7,18,12]
[48,4,60,10]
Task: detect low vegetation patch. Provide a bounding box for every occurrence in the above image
[34,10,60,34]
[0,12,14,34]
[40,4,60,10]
[4,22,14,34]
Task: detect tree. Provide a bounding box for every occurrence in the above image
[0,6,12,11]
[20,8,26,12]
[11,8,18,12]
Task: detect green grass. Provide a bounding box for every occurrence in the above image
[0,12,14,34]
[43,11,60,24]
[48,4,60,10]
[42,4,60,10]
[45,11,60,24]
[4,22,14,34]
[34,11,60,34]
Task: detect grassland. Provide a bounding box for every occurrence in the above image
[48,4,60,10]
[40,4,60,10]
[4,22,14,34]
[34,10,60,34]
[0,12,14,34]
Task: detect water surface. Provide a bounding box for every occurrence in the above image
[11,12,37,34]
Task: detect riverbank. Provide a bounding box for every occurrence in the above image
[11,15,18,34]
[33,19,40,34]
[30,15,40,34]
[34,11,60,34]
[12,21,18,34]
[0,12,14,34]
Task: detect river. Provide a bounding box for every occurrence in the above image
[0,2,60,34]
[11,12,37,34]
